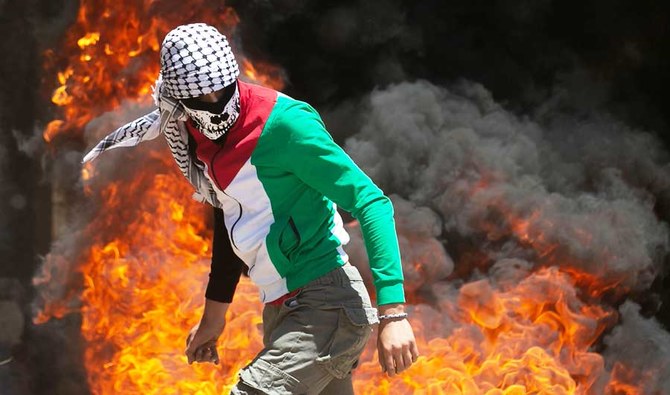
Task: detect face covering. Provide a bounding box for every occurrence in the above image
[181,83,240,140]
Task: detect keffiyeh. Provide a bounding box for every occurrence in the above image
[83,23,241,207]
[159,23,239,99]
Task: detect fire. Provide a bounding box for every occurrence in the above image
[41,0,277,143]
[351,268,615,394]
[77,154,265,393]
[77,32,101,50]
[241,58,285,92]
[36,1,652,394]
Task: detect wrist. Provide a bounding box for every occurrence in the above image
[378,312,408,321]
[377,304,408,327]
[201,298,230,328]
[377,303,405,315]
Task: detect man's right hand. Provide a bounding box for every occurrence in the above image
[185,299,230,365]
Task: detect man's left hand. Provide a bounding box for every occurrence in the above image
[377,304,419,376]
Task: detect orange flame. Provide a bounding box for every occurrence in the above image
[36,1,652,394]
[42,0,279,144]
[352,268,616,394]
[76,156,265,393]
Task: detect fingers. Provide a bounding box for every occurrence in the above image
[410,340,420,362]
[186,344,198,364]
[195,345,208,362]
[196,343,218,364]
[186,323,223,365]
[379,345,398,377]
[390,346,412,375]
[186,328,217,365]
[377,320,420,376]
[399,346,413,374]
[186,342,196,364]
[188,342,219,364]
[384,351,397,376]
[203,344,219,364]
[379,347,411,376]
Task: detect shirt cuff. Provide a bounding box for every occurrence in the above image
[376,281,406,306]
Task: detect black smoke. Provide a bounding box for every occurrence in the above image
[231,0,670,138]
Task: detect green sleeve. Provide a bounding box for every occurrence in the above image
[271,99,405,305]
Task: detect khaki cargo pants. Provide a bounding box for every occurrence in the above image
[231,263,379,394]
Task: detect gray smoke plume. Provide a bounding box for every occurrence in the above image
[603,301,670,392]
[341,80,669,295]
[338,78,670,391]
[346,194,454,297]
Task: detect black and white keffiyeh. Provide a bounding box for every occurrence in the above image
[83,23,241,207]
[160,23,239,99]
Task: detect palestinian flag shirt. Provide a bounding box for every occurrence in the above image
[187,81,404,306]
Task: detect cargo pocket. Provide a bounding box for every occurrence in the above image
[238,359,308,395]
[315,307,377,379]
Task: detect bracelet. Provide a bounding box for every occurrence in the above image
[378,312,408,321]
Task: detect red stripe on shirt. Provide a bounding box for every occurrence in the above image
[186,81,278,190]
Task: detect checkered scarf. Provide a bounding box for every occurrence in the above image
[82,23,241,207]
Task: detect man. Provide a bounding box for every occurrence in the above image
[84,23,418,394]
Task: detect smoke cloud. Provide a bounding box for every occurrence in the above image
[341,80,669,297]
[336,78,670,391]
[603,301,670,393]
